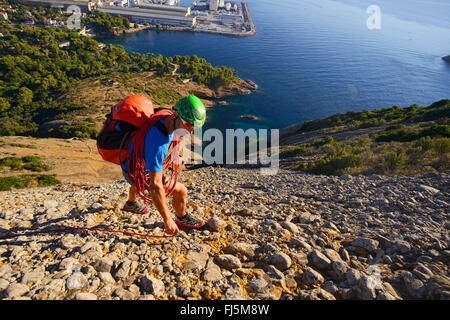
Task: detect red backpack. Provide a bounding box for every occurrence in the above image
[97,95,172,165]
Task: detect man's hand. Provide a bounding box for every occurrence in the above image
[148,171,179,236]
[164,218,179,236]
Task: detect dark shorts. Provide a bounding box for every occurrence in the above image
[123,170,153,186]
[122,170,134,185]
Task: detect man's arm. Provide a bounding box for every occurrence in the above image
[148,171,179,236]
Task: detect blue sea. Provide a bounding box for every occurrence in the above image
[99,0,450,133]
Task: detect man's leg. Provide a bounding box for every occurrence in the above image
[171,182,187,219]
[123,184,148,214]
[128,184,138,203]
[172,182,205,229]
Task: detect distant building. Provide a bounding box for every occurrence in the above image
[136,3,191,16]
[99,6,197,28]
[114,0,128,7]
[0,11,8,20]
[209,0,218,11]
[24,18,35,25]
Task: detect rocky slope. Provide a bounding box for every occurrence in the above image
[0,167,448,300]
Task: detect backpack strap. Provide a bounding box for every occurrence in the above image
[153,119,169,138]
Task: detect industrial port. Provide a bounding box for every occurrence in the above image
[17,0,256,36]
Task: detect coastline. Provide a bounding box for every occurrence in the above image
[92,24,256,38]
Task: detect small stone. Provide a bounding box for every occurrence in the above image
[114,288,135,300]
[80,241,102,254]
[413,264,433,281]
[202,268,223,282]
[352,237,379,253]
[139,275,165,297]
[302,267,325,286]
[90,202,104,211]
[356,275,377,300]
[339,248,350,262]
[323,248,342,263]
[331,261,348,281]
[247,276,269,294]
[96,284,116,298]
[308,250,331,270]
[93,257,115,273]
[74,292,98,300]
[0,279,9,291]
[186,250,209,270]
[224,242,257,258]
[269,252,292,271]
[176,284,191,298]
[6,283,29,298]
[290,238,312,251]
[0,263,12,278]
[58,257,79,271]
[337,287,354,299]
[318,288,336,300]
[113,259,131,280]
[346,268,361,287]
[381,282,402,300]
[393,240,411,254]
[267,265,284,280]
[322,281,338,295]
[98,272,116,285]
[60,234,84,250]
[207,216,227,231]
[215,254,242,270]
[418,185,440,194]
[281,221,299,234]
[21,270,45,286]
[42,279,66,299]
[0,210,13,219]
[401,271,426,299]
[296,212,320,224]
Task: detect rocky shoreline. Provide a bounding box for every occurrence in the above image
[214,79,258,99]
[0,167,448,300]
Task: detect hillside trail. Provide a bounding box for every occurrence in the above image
[0,165,448,300]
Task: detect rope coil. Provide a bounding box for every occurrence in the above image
[127,113,180,204]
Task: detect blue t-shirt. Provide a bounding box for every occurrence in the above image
[119,120,173,173]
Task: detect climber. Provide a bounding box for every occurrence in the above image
[120,95,207,236]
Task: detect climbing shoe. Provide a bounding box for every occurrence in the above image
[123,201,148,214]
[175,213,205,229]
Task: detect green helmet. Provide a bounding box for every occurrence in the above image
[174,95,206,128]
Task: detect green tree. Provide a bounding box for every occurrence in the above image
[0,97,10,113]
[383,151,407,173]
[16,87,33,105]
